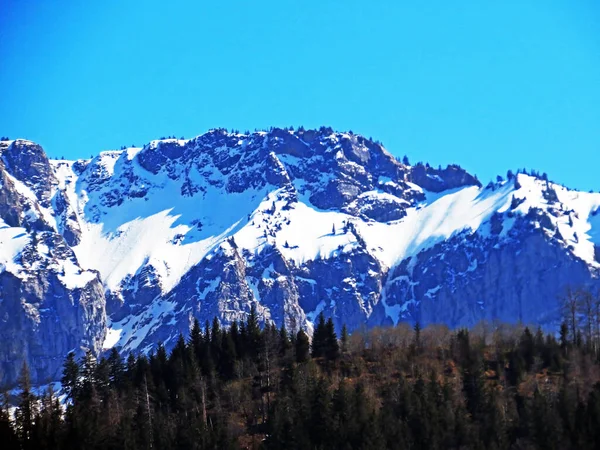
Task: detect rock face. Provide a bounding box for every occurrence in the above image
[0,140,106,387]
[0,263,105,386]
[1,129,600,385]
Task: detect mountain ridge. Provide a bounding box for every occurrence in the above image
[1,128,599,386]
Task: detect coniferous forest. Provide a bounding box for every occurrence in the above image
[3,307,600,449]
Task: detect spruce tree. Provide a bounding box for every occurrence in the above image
[35,385,62,450]
[79,350,98,401]
[246,304,262,360]
[325,318,340,360]
[211,317,223,368]
[61,351,80,401]
[309,377,333,447]
[0,392,18,450]
[107,346,125,387]
[413,321,422,355]
[519,326,536,371]
[230,320,241,357]
[341,324,349,354]
[311,312,327,358]
[15,362,36,447]
[189,318,203,359]
[560,321,570,356]
[219,332,237,380]
[278,324,291,357]
[295,330,310,363]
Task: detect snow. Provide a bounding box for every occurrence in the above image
[425,285,442,298]
[106,299,177,352]
[3,171,57,230]
[198,275,222,299]
[74,210,226,292]
[356,182,515,268]
[380,291,402,325]
[508,175,600,266]
[61,156,600,310]
[0,221,30,275]
[126,146,143,160]
[306,300,327,323]
[551,184,600,265]
[295,276,317,285]
[351,174,600,273]
[102,327,122,350]
[29,136,600,345]
[8,129,600,367]
[95,151,121,177]
[355,190,410,205]
[56,258,97,289]
[64,148,272,293]
[234,189,358,265]
[147,138,188,149]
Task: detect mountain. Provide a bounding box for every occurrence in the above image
[1,127,600,386]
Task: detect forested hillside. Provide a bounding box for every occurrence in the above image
[2,305,600,450]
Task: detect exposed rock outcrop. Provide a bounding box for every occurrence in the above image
[1,130,599,387]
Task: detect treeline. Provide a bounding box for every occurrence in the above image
[560,287,600,360]
[3,308,600,449]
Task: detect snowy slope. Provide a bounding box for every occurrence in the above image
[48,130,600,350]
[2,130,600,365]
[0,220,30,275]
[0,139,107,387]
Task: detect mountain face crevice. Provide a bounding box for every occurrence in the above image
[1,129,599,386]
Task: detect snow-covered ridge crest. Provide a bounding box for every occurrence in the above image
[44,128,481,296]
[1,131,600,384]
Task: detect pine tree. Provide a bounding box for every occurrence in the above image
[30,311,600,449]
[311,313,327,358]
[560,321,570,356]
[246,304,262,360]
[412,321,422,355]
[309,377,333,447]
[189,317,203,359]
[35,385,62,450]
[279,324,291,357]
[238,321,247,359]
[0,392,19,450]
[15,362,37,447]
[341,324,349,354]
[79,349,97,400]
[530,388,564,449]
[95,356,111,398]
[519,326,536,371]
[199,322,215,376]
[211,317,222,368]
[107,346,125,388]
[584,383,600,445]
[361,412,386,450]
[219,332,237,380]
[295,330,310,363]
[325,318,340,360]
[61,351,80,401]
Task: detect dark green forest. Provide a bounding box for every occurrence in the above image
[3,305,600,449]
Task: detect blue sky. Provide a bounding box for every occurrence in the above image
[1,0,599,190]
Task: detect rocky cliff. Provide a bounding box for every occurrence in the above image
[0,140,106,387]
[1,128,599,385]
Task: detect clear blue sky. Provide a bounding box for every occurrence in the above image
[1,0,599,190]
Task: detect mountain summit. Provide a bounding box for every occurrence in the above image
[1,128,599,385]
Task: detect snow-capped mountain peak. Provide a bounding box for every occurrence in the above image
[1,130,599,385]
